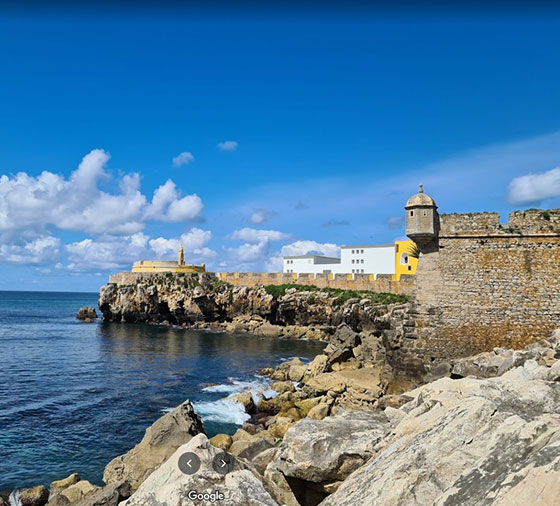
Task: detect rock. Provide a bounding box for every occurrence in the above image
[232,391,255,412]
[303,354,329,381]
[51,474,80,493]
[73,482,131,506]
[60,482,99,503]
[376,394,413,410]
[230,438,274,461]
[306,372,346,394]
[103,400,204,487]
[268,420,294,439]
[0,498,9,506]
[231,428,253,442]
[121,434,280,506]
[263,469,300,506]
[269,410,391,484]
[76,307,97,321]
[271,381,295,394]
[252,447,278,475]
[254,322,284,338]
[294,396,323,417]
[307,403,330,420]
[209,433,233,451]
[19,486,50,506]
[321,369,560,506]
[383,406,407,426]
[46,496,70,506]
[287,364,307,382]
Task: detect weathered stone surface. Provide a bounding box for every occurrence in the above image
[252,447,278,476]
[209,433,233,451]
[19,486,50,506]
[103,400,204,487]
[270,381,295,394]
[122,434,279,506]
[254,322,284,338]
[60,482,99,503]
[230,438,274,461]
[307,403,330,420]
[51,474,80,493]
[73,482,131,506]
[232,391,255,412]
[45,496,70,506]
[269,410,391,484]
[321,365,560,506]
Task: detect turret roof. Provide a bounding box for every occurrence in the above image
[405,184,437,208]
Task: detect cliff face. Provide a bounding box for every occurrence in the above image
[98,273,409,337]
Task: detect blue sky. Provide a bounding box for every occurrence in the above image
[1,6,560,291]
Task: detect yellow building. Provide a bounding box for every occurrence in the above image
[131,245,206,274]
[393,240,418,280]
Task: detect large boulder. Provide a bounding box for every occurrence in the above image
[122,434,280,506]
[18,486,50,506]
[103,400,204,487]
[321,362,560,506]
[76,307,98,321]
[269,410,391,485]
[59,482,99,503]
[73,482,132,506]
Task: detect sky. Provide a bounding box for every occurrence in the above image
[1,3,560,292]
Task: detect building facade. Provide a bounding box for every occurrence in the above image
[283,241,418,277]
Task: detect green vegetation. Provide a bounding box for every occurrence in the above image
[209,277,233,290]
[264,284,409,305]
[541,211,551,221]
[406,242,422,259]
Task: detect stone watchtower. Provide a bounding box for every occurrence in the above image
[405,184,439,252]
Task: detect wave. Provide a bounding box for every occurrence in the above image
[192,398,251,425]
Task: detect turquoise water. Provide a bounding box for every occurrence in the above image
[0,291,325,492]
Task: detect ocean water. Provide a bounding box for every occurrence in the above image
[0,291,325,492]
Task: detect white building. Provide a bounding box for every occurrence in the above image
[283,244,396,276]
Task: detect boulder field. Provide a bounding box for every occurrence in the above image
[17,328,560,506]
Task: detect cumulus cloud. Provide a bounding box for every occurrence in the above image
[217,141,238,151]
[172,151,194,167]
[149,228,213,257]
[508,167,560,205]
[228,227,291,243]
[0,150,204,238]
[0,235,60,265]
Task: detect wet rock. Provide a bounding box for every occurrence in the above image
[76,307,98,321]
[19,486,50,506]
[103,400,204,487]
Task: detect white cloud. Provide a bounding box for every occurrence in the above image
[149,228,212,257]
[229,227,291,243]
[508,167,560,205]
[172,151,194,167]
[0,150,204,238]
[0,235,60,265]
[144,180,203,222]
[66,233,149,271]
[227,241,269,264]
[217,141,238,151]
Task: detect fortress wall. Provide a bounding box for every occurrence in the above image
[215,272,416,294]
[410,233,560,364]
[439,212,500,235]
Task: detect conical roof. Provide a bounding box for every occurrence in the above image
[405,184,437,208]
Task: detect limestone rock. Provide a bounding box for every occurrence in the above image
[51,474,80,493]
[269,410,391,484]
[103,400,204,487]
[45,496,70,506]
[254,322,284,338]
[230,438,274,461]
[321,369,560,506]
[287,364,307,382]
[72,482,131,506]
[60,482,99,503]
[307,403,330,420]
[209,433,233,451]
[232,391,255,412]
[19,486,50,506]
[271,381,295,394]
[122,434,279,506]
[252,447,278,475]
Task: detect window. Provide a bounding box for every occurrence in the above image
[361,269,364,273]
[352,259,355,264]
[361,249,364,254]
[423,210,427,216]
[361,259,364,264]
[352,249,355,254]
[407,265,412,271]
[410,211,414,216]
[352,269,355,273]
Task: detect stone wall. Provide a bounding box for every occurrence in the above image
[410,209,560,366]
[217,272,415,295]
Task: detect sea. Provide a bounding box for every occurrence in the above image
[0,290,326,493]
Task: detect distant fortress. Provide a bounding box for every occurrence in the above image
[131,245,206,274]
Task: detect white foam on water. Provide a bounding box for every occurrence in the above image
[195,376,278,426]
[9,490,22,506]
[193,397,251,425]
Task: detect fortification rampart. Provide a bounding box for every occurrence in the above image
[108,271,415,295]
[406,209,560,370]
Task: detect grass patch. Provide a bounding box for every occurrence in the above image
[264,284,409,305]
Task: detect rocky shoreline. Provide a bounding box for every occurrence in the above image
[9,275,560,505]
[10,327,560,506]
